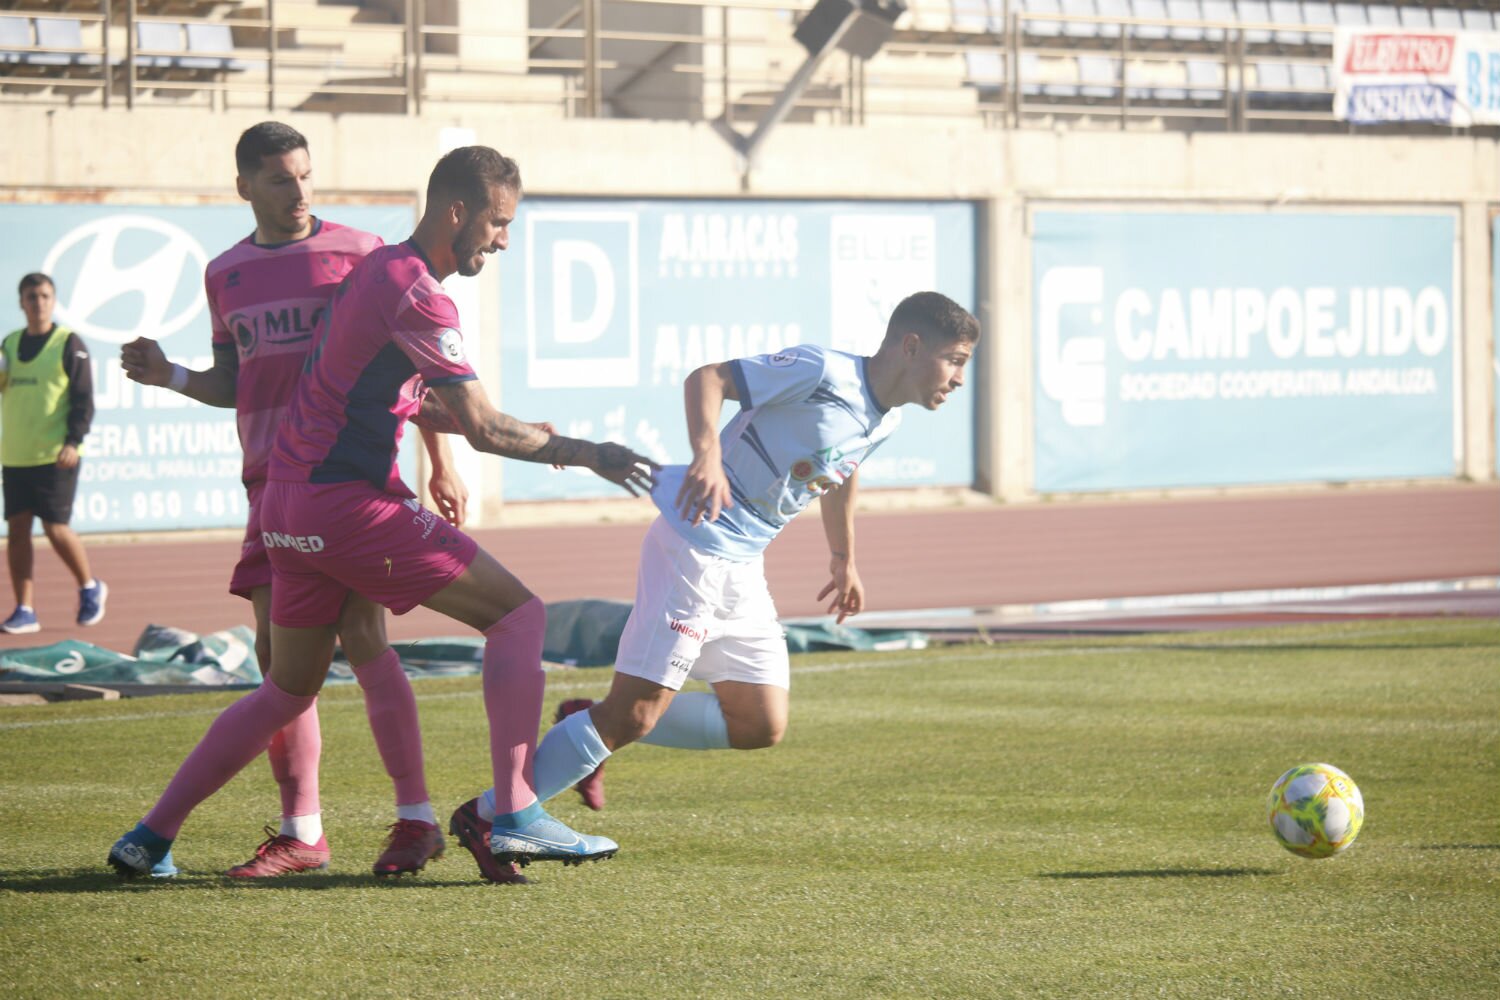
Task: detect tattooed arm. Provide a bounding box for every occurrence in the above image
[411,386,462,434]
[428,380,657,495]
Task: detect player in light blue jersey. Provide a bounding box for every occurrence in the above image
[449,292,978,869]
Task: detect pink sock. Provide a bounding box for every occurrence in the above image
[144,679,316,839]
[483,597,546,816]
[353,648,429,806]
[266,701,322,819]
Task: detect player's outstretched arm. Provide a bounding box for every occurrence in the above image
[816,470,865,624]
[419,425,468,527]
[119,338,237,408]
[429,379,657,496]
[676,362,738,525]
[412,390,566,471]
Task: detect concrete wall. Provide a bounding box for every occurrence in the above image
[3,105,1495,516]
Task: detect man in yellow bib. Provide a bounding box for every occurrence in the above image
[0,273,105,633]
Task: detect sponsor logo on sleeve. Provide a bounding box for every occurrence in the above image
[438,328,466,364]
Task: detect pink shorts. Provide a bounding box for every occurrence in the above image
[228,481,271,600]
[261,479,478,628]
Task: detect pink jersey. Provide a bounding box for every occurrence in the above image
[205,219,382,487]
[269,240,476,496]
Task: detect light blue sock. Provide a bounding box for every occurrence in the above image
[639,692,731,750]
[492,801,544,830]
[535,708,613,802]
[479,710,611,816]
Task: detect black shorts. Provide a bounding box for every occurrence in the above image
[3,462,81,524]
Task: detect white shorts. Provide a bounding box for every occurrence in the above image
[614,517,789,691]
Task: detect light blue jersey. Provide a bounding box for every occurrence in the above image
[651,345,902,560]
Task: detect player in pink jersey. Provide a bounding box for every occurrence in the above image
[119,123,463,879]
[110,145,657,884]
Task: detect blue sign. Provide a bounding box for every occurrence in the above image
[1345,84,1456,124]
[0,202,416,532]
[496,198,978,500]
[1032,211,1457,492]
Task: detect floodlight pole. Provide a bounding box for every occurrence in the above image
[712,11,858,184]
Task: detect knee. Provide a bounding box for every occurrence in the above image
[727,716,785,750]
[336,610,387,664]
[591,698,664,750]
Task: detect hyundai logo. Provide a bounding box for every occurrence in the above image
[42,214,208,345]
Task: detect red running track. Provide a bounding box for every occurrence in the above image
[1,483,1495,655]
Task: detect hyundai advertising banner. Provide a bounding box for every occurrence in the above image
[1333,27,1500,127]
[0,202,415,533]
[1032,210,1458,492]
[496,198,978,501]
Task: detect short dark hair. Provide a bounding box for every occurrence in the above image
[426,146,522,214]
[883,291,980,347]
[18,273,53,296]
[235,121,309,176]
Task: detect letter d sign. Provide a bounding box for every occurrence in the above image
[552,240,615,345]
[527,210,640,389]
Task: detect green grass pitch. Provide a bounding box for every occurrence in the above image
[2,618,1497,998]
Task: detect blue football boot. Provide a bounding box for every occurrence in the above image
[109,822,178,879]
[488,804,618,867]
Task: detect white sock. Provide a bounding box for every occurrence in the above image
[639,692,732,750]
[535,708,612,802]
[281,813,323,845]
[479,708,612,817]
[396,801,437,826]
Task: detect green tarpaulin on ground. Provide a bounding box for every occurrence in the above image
[0,600,927,690]
[0,625,259,686]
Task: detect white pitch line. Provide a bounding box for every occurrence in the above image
[0,620,1492,733]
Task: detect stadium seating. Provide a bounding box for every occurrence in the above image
[1019,51,1045,96]
[1333,4,1368,27]
[1166,1,1221,44]
[1077,53,1119,98]
[2,1,1491,130]
[1092,0,1128,39]
[1267,2,1306,47]
[1131,0,1172,42]
[1185,58,1226,101]
[1200,1,1236,40]
[951,0,1003,32]
[0,16,91,69]
[1234,1,1273,45]
[0,16,41,66]
[1431,9,1463,30]
[1397,6,1431,29]
[181,23,252,73]
[134,21,184,71]
[133,19,256,74]
[1461,10,1495,31]
[1020,0,1065,40]
[1061,0,1102,41]
[34,18,98,67]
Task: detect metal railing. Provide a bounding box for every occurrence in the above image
[0,0,1383,133]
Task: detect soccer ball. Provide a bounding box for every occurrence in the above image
[1266,763,1364,858]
